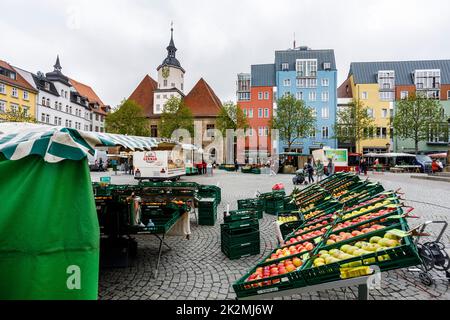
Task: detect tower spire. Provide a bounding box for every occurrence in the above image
[54,55,62,72]
[167,22,176,58]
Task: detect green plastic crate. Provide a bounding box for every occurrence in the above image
[221,239,260,260]
[224,210,259,223]
[221,226,260,247]
[221,218,259,231]
[301,220,421,286]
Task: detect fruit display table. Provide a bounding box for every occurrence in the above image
[233,173,422,300]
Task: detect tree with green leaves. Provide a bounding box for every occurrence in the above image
[333,98,375,153]
[105,99,150,136]
[159,97,194,138]
[0,106,36,123]
[391,93,446,154]
[271,94,316,152]
[216,101,249,136]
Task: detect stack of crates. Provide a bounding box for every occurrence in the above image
[221,210,260,260]
[198,185,222,205]
[259,190,286,215]
[197,198,217,226]
[237,198,264,219]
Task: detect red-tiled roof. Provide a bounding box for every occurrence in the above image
[128,75,158,118]
[0,60,37,92]
[69,78,107,114]
[184,78,222,117]
[337,78,353,99]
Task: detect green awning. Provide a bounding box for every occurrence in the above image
[0,123,176,163]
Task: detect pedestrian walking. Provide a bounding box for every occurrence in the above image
[361,159,368,176]
[327,158,335,176]
[307,161,315,184]
[315,159,324,181]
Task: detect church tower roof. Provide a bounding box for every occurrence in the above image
[157,23,185,73]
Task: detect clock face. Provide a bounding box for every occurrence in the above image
[162,66,170,79]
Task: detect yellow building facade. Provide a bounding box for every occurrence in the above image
[0,61,38,121]
[349,75,393,154]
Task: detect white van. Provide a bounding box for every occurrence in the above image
[133,150,185,181]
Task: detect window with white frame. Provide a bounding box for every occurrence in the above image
[23,91,29,100]
[322,78,329,87]
[414,69,441,90]
[264,92,269,100]
[55,101,58,109]
[42,114,46,123]
[447,90,450,100]
[23,106,29,116]
[367,108,374,118]
[309,79,317,88]
[0,100,6,112]
[296,59,318,77]
[0,83,5,94]
[41,97,45,106]
[44,82,50,91]
[361,92,368,100]
[163,80,168,87]
[258,127,264,136]
[322,91,329,102]
[309,91,317,101]
[401,91,409,100]
[58,118,62,126]
[283,79,291,87]
[45,114,50,123]
[281,63,289,71]
[238,92,250,101]
[378,70,395,90]
[156,104,161,113]
[46,99,50,107]
[321,107,329,119]
[322,127,329,139]
[379,91,394,101]
[258,108,263,118]
[296,92,304,100]
[381,109,388,118]
[243,108,247,117]
[264,108,269,118]
[258,92,263,100]
[11,87,18,98]
[10,103,18,113]
[248,109,253,118]
[264,127,269,136]
[54,117,58,125]
[247,128,254,137]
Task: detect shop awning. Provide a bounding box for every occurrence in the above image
[0,122,179,163]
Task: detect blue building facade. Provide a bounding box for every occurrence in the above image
[274,47,338,154]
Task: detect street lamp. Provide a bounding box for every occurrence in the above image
[386,142,391,153]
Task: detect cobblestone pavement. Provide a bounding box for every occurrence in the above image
[94,170,450,300]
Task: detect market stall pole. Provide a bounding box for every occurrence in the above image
[239,275,372,300]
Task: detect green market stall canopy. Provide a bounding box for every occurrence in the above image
[0,122,195,300]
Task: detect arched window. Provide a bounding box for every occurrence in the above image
[61,90,64,97]
[42,97,45,106]
[46,99,50,107]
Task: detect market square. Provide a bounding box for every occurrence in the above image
[1,0,450,305]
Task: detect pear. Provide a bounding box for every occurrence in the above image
[384,233,401,241]
[346,246,358,255]
[370,236,382,244]
[354,242,364,249]
[341,245,351,253]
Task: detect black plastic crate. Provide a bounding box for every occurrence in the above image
[221,239,261,260]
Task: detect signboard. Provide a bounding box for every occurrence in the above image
[100,176,111,185]
[324,149,348,167]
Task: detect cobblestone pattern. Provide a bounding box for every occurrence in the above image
[95,171,450,300]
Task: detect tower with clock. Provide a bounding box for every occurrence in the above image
[153,24,186,115]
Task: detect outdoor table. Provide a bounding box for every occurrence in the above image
[136,210,187,278]
[238,275,373,301]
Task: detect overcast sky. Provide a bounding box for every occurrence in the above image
[2,0,450,107]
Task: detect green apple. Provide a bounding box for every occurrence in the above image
[370,236,382,244]
[354,242,364,248]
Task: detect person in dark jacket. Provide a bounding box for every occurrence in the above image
[307,161,315,184]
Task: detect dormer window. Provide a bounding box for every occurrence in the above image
[77,96,81,103]
[378,70,395,91]
[282,63,289,71]
[45,82,50,91]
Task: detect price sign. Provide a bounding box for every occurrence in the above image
[313,237,322,244]
[387,229,409,238]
